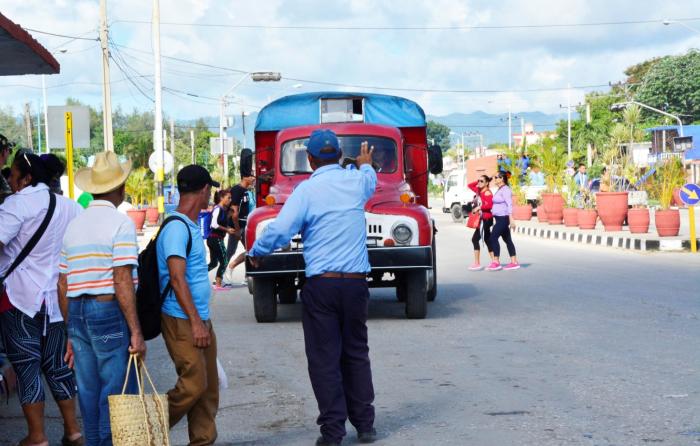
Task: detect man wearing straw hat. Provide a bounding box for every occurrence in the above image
[58,151,146,445]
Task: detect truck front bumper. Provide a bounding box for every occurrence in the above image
[247,246,433,277]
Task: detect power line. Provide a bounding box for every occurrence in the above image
[24,28,98,41]
[111,17,700,31]
[110,42,611,94]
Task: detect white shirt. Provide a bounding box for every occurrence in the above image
[0,184,82,322]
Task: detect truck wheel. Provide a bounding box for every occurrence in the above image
[278,279,297,304]
[247,278,254,295]
[395,274,407,302]
[427,238,437,302]
[253,277,277,323]
[450,203,463,222]
[405,270,428,319]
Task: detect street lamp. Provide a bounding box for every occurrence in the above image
[220,71,281,185]
[662,19,700,35]
[610,100,684,136]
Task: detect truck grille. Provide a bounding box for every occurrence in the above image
[367,224,383,235]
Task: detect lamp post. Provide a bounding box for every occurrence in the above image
[610,100,684,136]
[662,19,700,35]
[220,71,281,186]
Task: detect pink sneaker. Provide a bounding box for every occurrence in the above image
[503,262,521,270]
[468,263,483,271]
[486,261,502,271]
[213,285,227,291]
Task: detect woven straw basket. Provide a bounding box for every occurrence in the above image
[108,354,170,446]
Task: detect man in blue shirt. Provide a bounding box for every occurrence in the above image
[249,129,378,446]
[157,165,220,445]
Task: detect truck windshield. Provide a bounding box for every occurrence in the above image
[281,136,398,175]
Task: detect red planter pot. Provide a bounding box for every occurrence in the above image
[145,207,159,226]
[577,209,598,230]
[542,193,564,225]
[512,204,533,221]
[627,207,650,234]
[672,187,683,207]
[127,209,147,231]
[595,192,629,231]
[536,205,548,223]
[655,209,680,237]
[562,207,578,227]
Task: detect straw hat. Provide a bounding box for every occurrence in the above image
[75,151,132,194]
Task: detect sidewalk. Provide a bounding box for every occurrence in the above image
[512,207,700,252]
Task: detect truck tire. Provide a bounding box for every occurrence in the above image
[450,203,463,222]
[395,274,407,302]
[247,277,254,295]
[405,270,428,319]
[278,279,297,304]
[253,277,277,323]
[427,238,437,302]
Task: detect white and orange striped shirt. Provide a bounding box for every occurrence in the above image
[60,200,138,297]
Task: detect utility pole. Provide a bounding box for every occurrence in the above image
[567,84,572,159]
[461,132,465,170]
[37,109,42,152]
[42,75,49,153]
[190,129,195,164]
[152,0,165,217]
[170,118,176,185]
[520,117,525,149]
[99,0,114,151]
[586,102,592,167]
[23,103,34,150]
[508,104,512,151]
[219,102,228,185]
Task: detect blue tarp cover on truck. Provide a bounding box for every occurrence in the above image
[254,92,426,131]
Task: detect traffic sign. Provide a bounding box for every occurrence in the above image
[148,150,174,175]
[680,183,700,206]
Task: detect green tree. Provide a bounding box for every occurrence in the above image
[427,120,451,152]
[635,50,700,123]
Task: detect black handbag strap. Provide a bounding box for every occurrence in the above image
[0,191,56,284]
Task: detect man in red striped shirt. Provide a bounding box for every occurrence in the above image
[57,151,145,445]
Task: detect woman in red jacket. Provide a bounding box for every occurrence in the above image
[467,175,495,270]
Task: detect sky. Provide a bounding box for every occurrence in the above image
[2,0,700,123]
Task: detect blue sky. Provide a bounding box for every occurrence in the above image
[1,1,700,121]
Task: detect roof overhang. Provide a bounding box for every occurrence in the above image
[0,12,60,76]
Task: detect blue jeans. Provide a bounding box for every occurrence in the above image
[68,298,134,446]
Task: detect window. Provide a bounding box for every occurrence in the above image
[320,98,364,123]
[281,135,398,175]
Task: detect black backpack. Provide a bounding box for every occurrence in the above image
[136,215,192,341]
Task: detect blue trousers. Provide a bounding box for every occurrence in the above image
[301,277,375,443]
[68,298,135,446]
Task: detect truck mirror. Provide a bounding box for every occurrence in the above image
[240,148,253,177]
[428,145,443,175]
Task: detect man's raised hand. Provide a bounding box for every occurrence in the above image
[356,141,374,167]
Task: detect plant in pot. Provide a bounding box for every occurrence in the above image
[503,147,532,220]
[562,175,579,227]
[649,157,685,236]
[595,105,645,231]
[622,157,649,234]
[532,142,567,224]
[124,167,150,231]
[578,189,598,230]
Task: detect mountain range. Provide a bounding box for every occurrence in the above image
[197,110,577,148]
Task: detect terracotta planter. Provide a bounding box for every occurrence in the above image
[536,204,548,223]
[562,207,578,227]
[627,207,650,234]
[672,187,683,207]
[512,204,532,221]
[542,193,564,225]
[127,209,147,231]
[595,192,629,231]
[145,207,159,225]
[577,209,598,230]
[655,209,681,237]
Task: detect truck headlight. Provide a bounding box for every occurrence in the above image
[392,223,413,245]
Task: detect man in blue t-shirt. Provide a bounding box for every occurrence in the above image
[156,165,220,445]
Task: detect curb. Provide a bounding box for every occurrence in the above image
[513,225,699,252]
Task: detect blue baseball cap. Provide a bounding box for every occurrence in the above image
[306,129,341,159]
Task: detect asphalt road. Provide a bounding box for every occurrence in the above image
[2,208,700,445]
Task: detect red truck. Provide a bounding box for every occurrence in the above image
[241,92,442,322]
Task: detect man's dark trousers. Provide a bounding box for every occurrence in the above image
[301,277,375,444]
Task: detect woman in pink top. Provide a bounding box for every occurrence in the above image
[487,171,520,271]
[467,175,495,270]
